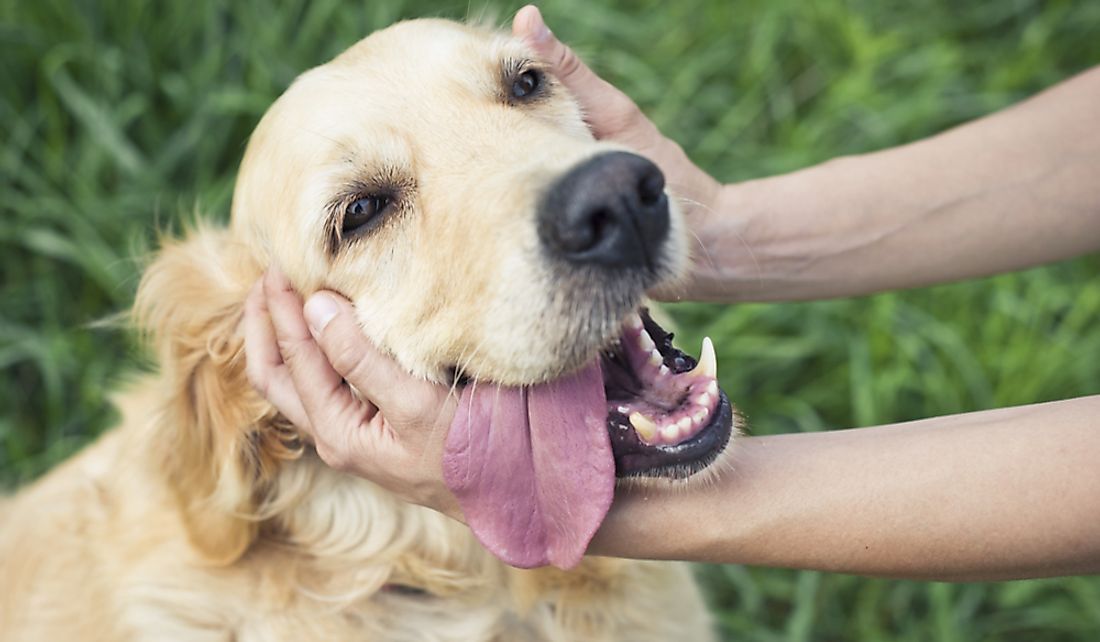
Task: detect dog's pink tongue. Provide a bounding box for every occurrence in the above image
[442,361,614,569]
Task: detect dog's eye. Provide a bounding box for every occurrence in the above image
[511,69,542,100]
[342,194,392,236]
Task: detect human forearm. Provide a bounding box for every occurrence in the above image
[686,66,1100,302]
[590,396,1100,581]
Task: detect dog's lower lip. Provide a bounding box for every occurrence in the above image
[599,308,734,479]
[609,391,733,479]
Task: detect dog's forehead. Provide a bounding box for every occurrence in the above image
[330,20,523,105]
[275,20,530,152]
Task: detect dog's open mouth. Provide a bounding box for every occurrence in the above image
[440,307,739,567]
[601,308,733,480]
[442,305,735,570]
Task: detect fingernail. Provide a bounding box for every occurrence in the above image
[304,293,339,336]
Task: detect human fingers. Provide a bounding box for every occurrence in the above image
[242,276,310,429]
[302,291,450,425]
[262,268,375,460]
[512,5,650,143]
[301,290,462,517]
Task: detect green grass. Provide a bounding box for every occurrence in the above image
[2,0,1098,639]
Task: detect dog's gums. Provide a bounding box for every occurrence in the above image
[602,308,734,479]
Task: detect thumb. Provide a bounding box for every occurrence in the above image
[512,5,642,140]
[303,292,436,420]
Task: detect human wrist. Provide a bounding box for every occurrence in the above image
[588,436,769,563]
[586,483,709,561]
[670,179,771,302]
[655,136,722,218]
[680,157,874,303]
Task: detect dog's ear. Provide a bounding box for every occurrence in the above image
[133,225,300,564]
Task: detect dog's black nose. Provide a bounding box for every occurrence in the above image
[538,152,670,270]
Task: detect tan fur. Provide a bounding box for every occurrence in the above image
[0,19,712,641]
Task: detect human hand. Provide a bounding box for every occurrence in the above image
[243,268,462,520]
[513,5,724,298]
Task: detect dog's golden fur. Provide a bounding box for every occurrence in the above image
[0,20,713,641]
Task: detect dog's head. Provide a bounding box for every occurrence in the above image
[135,19,734,570]
[235,19,684,385]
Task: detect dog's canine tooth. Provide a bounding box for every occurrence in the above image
[628,412,659,442]
[638,330,656,353]
[689,336,717,379]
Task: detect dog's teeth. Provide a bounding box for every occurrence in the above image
[676,416,693,433]
[696,391,711,409]
[706,379,719,397]
[660,422,681,441]
[658,364,670,377]
[689,336,717,379]
[628,313,644,331]
[638,330,656,353]
[629,412,658,442]
[692,408,709,424]
[648,350,663,367]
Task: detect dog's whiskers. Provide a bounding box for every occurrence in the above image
[414,335,492,475]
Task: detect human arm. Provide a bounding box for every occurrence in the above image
[695,65,1100,301]
[591,396,1100,580]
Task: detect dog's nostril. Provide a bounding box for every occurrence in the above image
[584,208,614,252]
[554,207,615,255]
[538,151,670,270]
[637,171,665,206]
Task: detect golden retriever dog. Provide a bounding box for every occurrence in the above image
[0,19,735,641]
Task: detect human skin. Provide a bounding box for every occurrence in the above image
[691,63,1100,302]
[591,397,1100,580]
[243,5,1100,580]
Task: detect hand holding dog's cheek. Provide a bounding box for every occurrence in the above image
[245,270,463,522]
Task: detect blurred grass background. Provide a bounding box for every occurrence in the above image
[2,0,1098,639]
